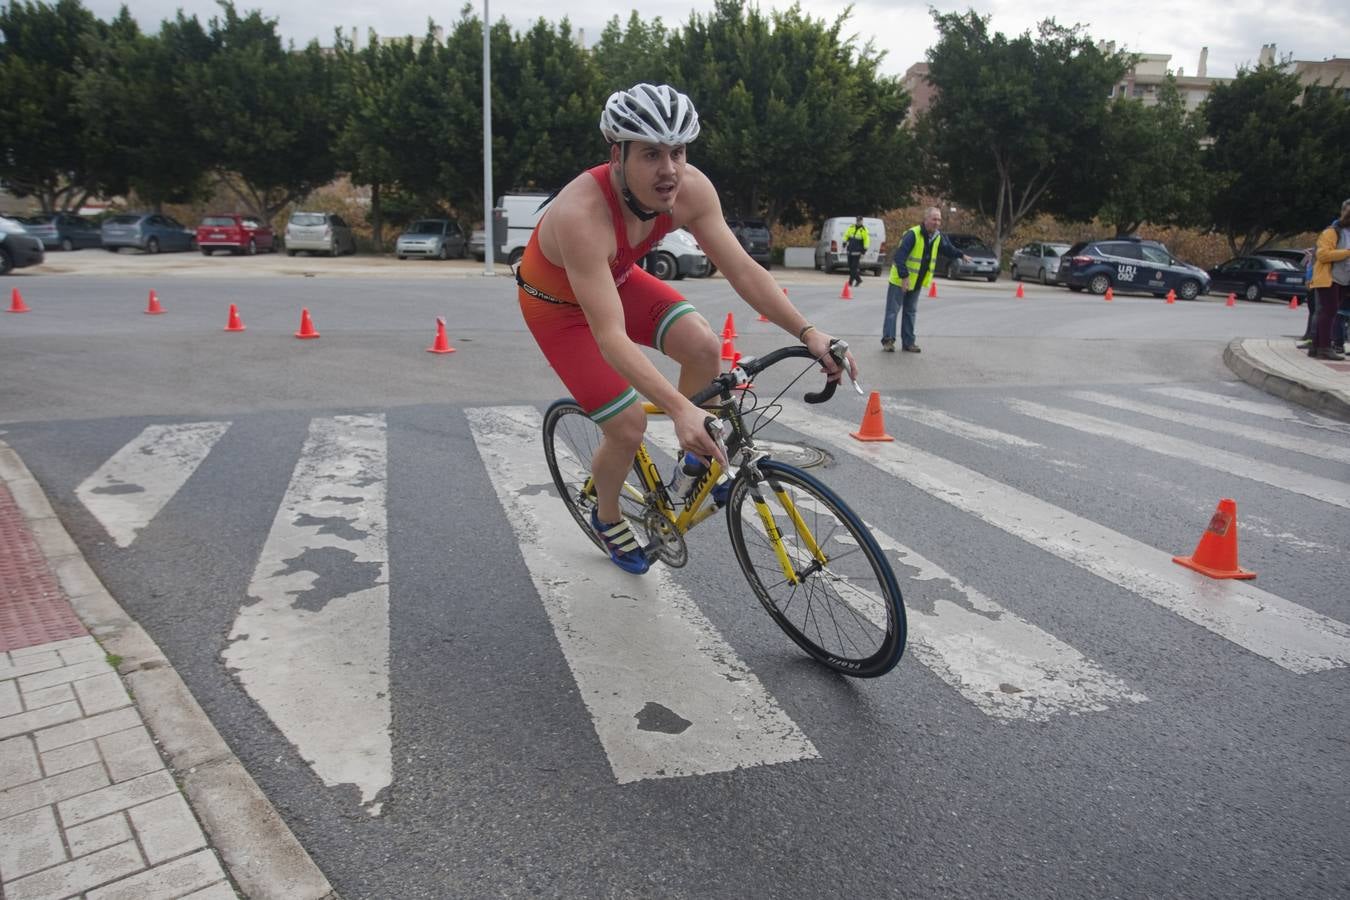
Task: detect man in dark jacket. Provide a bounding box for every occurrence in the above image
[842,216,869,287]
[882,207,968,352]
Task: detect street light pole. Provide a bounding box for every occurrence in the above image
[481,0,495,276]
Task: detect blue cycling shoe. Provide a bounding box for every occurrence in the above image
[590,508,650,574]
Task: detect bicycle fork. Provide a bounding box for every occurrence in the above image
[740,467,829,587]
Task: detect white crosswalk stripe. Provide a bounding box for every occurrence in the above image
[1007,399,1350,509]
[640,429,1144,720]
[75,422,230,547]
[1147,387,1350,434]
[467,406,817,783]
[54,384,1349,799]
[1068,390,1350,465]
[770,404,1350,674]
[221,414,391,814]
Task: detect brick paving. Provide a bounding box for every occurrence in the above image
[0,479,235,898]
[0,637,234,898]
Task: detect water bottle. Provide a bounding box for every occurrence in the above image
[668,451,708,502]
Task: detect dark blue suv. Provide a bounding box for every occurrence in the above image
[1058,237,1210,300]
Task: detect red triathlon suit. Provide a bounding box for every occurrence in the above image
[517,163,697,423]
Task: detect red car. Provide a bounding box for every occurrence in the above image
[196,214,276,256]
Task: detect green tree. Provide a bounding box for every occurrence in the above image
[667,0,912,227]
[1091,79,1209,236]
[1200,65,1350,254]
[593,12,671,90]
[75,8,213,209]
[179,3,339,224]
[919,12,1127,259]
[0,0,107,211]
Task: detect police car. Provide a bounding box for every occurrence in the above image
[1057,237,1210,300]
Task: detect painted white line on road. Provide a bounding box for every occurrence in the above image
[222,414,390,813]
[770,405,1350,674]
[642,431,1141,720]
[75,422,230,547]
[881,399,1041,448]
[1070,391,1350,465]
[1147,387,1350,433]
[1008,399,1350,510]
[467,406,817,783]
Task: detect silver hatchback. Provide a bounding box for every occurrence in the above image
[1010,241,1071,285]
[285,212,356,257]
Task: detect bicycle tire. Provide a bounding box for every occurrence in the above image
[542,399,650,553]
[726,459,906,677]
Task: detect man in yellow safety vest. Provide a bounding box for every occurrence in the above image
[882,206,969,353]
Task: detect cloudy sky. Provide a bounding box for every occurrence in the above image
[83,0,1344,80]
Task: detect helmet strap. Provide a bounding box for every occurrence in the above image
[616,142,661,222]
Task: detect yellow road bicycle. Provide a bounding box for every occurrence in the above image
[542,342,907,678]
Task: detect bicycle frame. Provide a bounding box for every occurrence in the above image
[615,397,824,585]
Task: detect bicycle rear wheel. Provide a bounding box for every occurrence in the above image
[726,459,906,677]
[542,399,650,552]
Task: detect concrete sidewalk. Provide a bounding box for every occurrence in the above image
[1225,337,1350,422]
[0,445,335,900]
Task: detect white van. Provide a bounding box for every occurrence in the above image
[494,192,709,279]
[492,192,554,267]
[814,217,886,276]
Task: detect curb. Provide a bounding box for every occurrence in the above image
[1223,338,1350,423]
[0,440,338,900]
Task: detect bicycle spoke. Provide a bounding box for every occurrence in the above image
[728,460,904,676]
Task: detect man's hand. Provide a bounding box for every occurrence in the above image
[672,402,728,470]
[804,328,858,385]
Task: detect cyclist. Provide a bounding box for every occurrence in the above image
[517,83,857,574]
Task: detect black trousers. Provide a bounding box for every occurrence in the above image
[847,253,862,284]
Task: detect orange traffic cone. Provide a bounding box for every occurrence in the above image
[850,391,895,442]
[1166,289,1176,304]
[1225,293,1236,307]
[224,303,245,332]
[427,317,456,354]
[1104,287,1114,301]
[295,308,319,339]
[840,280,853,300]
[145,289,164,315]
[720,335,737,361]
[757,312,769,322]
[8,287,29,313]
[1288,296,1298,310]
[927,282,937,298]
[1015,282,1025,298]
[1172,498,1255,580]
[721,312,738,339]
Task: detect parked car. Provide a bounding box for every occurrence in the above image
[284,212,356,257]
[726,216,772,268]
[0,216,45,274]
[1253,248,1309,268]
[814,217,886,276]
[469,229,486,261]
[642,228,712,280]
[101,213,196,253]
[1010,241,1071,285]
[196,214,276,256]
[22,213,102,251]
[941,233,1000,281]
[1058,237,1209,299]
[1207,256,1308,303]
[396,219,466,260]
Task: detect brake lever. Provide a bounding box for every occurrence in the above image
[828,340,864,395]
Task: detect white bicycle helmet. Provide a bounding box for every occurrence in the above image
[600,83,701,146]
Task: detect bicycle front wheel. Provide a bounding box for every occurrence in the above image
[542,399,650,552]
[726,459,906,677]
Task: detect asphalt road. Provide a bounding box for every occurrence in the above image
[1,259,1345,899]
